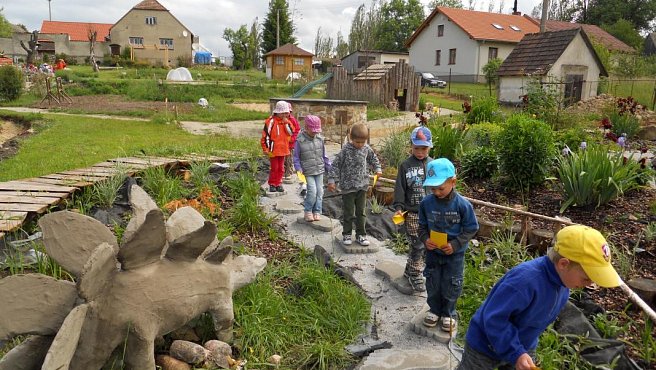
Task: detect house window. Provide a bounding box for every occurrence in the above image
[159,38,173,49]
[510,25,521,31]
[275,56,284,65]
[435,50,441,65]
[437,24,444,37]
[145,16,157,25]
[294,58,304,65]
[129,37,144,46]
[488,47,498,61]
[357,55,376,68]
[492,23,504,30]
[449,48,456,65]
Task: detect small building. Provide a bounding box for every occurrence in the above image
[327,60,420,111]
[108,0,196,67]
[497,28,608,105]
[264,43,314,81]
[645,33,656,57]
[39,20,113,63]
[340,50,409,74]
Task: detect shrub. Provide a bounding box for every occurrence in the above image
[378,129,410,169]
[522,77,561,125]
[0,65,23,101]
[557,145,641,212]
[460,146,498,180]
[466,97,502,124]
[609,111,641,139]
[553,126,589,152]
[427,122,467,161]
[463,122,502,149]
[496,115,555,190]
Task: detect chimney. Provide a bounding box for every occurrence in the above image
[540,0,550,32]
[512,0,521,15]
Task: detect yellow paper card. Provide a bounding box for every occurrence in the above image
[430,230,448,247]
[372,174,379,187]
[296,171,306,184]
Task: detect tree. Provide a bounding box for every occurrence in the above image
[427,0,464,9]
[223,25,252,70]
[580,0,656,34]
[348,2,383,53]
[0,8,12,38]
[20,30,39,65]
[248,18,262,69]
[313,27,334,58]
[602,19,644,50]
[335,31,349,59]
[482,58,502,91]
[88,27,100,72]
[530,0,579,21]
[261,0,296,55]
[374,0,425,52]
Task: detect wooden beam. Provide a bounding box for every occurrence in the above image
[0,203,50,213]
[25,177,89,187]
[0,181,76,193]
[92,161,151,169]
[0,211,28,232]
[0,195,62,204]
[0,191,70,198]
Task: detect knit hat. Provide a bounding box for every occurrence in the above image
[554,225,620,288]
[273,101,290,114]
[411,126,433,148]
[304,115,322,133]
[423,158,455,187]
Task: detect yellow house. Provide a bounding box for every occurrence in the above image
[264,43,314,81]
[108,0,195,67]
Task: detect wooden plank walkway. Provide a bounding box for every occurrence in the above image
[0,155,225,236]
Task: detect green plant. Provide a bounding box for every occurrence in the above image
[553,126,589,152]
[637,318,656,364]
[466,96,502,124]
[609,111,641,138]
[387,232,409,255]
[139,166,190,207]
[463,122,502,149]
[92,172,128,209]
[643,222,656,242]
[368,197,384,214]
[188,160,216,191]
[33,242,74,281]
[557,145,641,212]
[522,77,562,126]
[609,240,635,279]
[427,122,467,161]
[0,65,23,101]
[593,311,628,339]
[460,146,498,180]
[378,129,410,169]
[536,328,596,369]
[496,115,555,190]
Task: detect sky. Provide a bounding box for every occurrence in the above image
[1,0,542,58]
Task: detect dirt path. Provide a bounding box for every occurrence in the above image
[0,121,26,146]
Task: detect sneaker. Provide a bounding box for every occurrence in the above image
[405,273,426,292]
[300,189,307,197]
[441,317,456,332]
[276,185,284,192]
[423,312,439,328]
[313,213,321,221]
[269,185,276,192]
[342,235,353,246]
[304,212,314,222]
[356,235,370,246]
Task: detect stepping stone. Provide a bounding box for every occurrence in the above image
[333,235,379,254]
[356,348,450,370]
[409,305,457,344]
[296,216,334,231]
[275,200,302,214]
[375,260,423,296]
[264,190,286,198]
[283,177,295,184]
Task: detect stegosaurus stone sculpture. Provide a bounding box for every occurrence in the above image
[0,184,267,370]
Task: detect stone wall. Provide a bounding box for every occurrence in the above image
[270,98,368,143]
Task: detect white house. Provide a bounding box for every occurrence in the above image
[340,50,409,74]
[497,28,608,104]
[405,7,540,83]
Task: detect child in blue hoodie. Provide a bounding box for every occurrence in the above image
[457,225,621,370]
[418,158,478,332]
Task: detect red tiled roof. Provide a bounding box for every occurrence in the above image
[524,16,634,53]
[264,43,314,57]
[40,21,112,42]
[407,7,540,47]
[132,0,168,11]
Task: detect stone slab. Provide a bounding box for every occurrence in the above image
[333,235,379,254]
[264,190,287,198]
[275,200,303,214]
[375,260,416,296]
[410,305,457,344]
[296,216,334,232]
[283,177,295,184]
[356,348,450,370]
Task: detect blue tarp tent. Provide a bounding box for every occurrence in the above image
[194,51,212,65]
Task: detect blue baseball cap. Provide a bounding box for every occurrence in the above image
[424,158,456,187]
[411,126,433,148]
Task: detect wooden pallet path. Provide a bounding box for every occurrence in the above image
[0,154,225,236]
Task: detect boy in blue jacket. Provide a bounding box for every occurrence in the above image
[457,225,621,370]
[418,158,479,332]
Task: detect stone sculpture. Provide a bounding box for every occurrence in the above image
[0,184,267,370]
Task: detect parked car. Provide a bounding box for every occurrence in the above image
[417,72,447,88]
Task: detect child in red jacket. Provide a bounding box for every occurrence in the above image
[261,101,293,192]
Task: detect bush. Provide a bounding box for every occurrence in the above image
[553,126,589,152]
[463,122,502,149]
[609,111,641,139]
[0,66,23,101]
[427,122,467,161]
[466,97,502,124]
[378,129,410,169]
[496,115,555,190]
[557,145,641,212]
[460,146,498,180]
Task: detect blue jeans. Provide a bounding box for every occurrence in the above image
[424,252,464,318]
[303,174,324,214]
[456,342,536,370]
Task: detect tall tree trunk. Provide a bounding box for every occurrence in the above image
[88,28,100,72]
[20,30,39,65]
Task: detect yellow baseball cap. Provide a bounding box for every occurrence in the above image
[554,225,620,288]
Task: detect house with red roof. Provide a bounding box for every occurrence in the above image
[39,21,113,63]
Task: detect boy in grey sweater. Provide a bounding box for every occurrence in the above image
[328,123,382,246]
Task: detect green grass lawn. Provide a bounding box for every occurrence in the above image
[0,111,260,181]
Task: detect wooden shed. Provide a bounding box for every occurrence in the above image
[327,60,420,111]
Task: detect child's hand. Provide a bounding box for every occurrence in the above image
[264,151,274,158]
[441,243,454,255]
[514,353,537,370]
[425,239,439,251]
[327,183,336,192]
[375,171,383,178]
[394,210,404,217]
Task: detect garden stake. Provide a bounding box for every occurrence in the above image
[619,279,656,322]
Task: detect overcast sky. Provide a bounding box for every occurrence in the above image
[1,0,542,58]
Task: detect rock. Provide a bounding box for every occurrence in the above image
[409,305,456,344]
[268,354,282,366]
[638,125,656,140]
[169,340,207,364]
[156,355,192,370]
[626,278,656,308]
[375,260,416,296]
[204,339,231,369]
[0,335,53,370]
[528,229,554,253]
[297,216,334,231]
[170,325,200,342]
[476,218,503,238]
[275,200,303,214]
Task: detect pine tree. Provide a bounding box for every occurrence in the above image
[261,0,296,55]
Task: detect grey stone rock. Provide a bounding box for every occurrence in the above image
[355,348,450,370]
[375,260,416,296]
[166,207,206,242]
[0,335,53,370]
[333,236,379,254]
[42,304,89,370]
[638,125,656,140]
[275,200,303,214]
[265,190,286,198]
[409,305,457,344]
[297,216,335,231]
